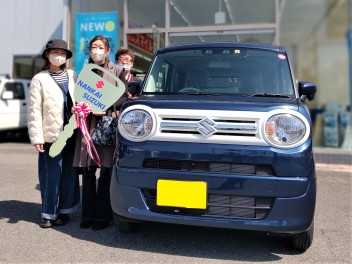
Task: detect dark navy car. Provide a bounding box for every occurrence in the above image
[111,42,317,251]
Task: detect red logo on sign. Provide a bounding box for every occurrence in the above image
[96,81,104,88]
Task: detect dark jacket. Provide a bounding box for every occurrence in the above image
[73,61,127,168]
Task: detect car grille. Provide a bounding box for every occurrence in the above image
[142,158,275,176]
[141,189,274,220]
[147,108,269,146]
[160,117,257,136]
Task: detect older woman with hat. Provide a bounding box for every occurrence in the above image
[27,39,80,228]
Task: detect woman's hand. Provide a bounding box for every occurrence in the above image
[35,144,45,153]
[92,111,106,116]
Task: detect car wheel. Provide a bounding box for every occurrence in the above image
[112,212,139,233]
[290,221,314,251]
[0,131,8,141]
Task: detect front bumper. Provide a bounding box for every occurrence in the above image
[111,167,316,234]
[111,140,316,233]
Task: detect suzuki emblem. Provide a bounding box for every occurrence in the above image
[197,118,217,137]
[96,80,104,88]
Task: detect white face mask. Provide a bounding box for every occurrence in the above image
[117,63,131,71]
[49,54,66,67]
[91,49,105,62]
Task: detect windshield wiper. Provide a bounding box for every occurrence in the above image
[247,93,292,98]
[183,92,221,96]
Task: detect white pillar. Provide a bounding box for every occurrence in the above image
[63,0,70,42]
[63,0,70,67]
[165,0,170,46]
[123,0,128,48]
[274,0,280,45]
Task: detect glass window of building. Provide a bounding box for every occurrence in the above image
[13,56,42,79]
[128,0,165,28]
[170,0,275,27]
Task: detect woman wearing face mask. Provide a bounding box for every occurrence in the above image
[73,35,129,231]
[27,39,80,228]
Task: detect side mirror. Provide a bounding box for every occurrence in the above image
[298,81,316,101]
[128,81,143,97]
[1,91,14,100]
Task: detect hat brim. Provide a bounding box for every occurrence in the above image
[41,48,73,60]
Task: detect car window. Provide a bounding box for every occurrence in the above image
[4,82,25,99]
[144,48,294,96]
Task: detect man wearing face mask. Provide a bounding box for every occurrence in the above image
[73,35,129,231]
[115,48,141,83]
[27,39,80,228]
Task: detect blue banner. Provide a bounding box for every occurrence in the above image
[75,12,118,74]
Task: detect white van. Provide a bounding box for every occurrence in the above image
[0,76,31,137]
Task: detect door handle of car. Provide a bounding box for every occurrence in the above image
[22,102,26,106]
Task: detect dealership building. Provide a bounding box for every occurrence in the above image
[1,0,351,149]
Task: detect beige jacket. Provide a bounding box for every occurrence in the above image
[27,69,77,145]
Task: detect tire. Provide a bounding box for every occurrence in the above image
[112,212,139,233]
[0,131,8,141]
[290,221,314,251]
[17,128,29,142]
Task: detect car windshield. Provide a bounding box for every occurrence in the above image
[143,47,294,96]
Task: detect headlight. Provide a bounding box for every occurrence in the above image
[118,106,155,142]
[263,111,310,148]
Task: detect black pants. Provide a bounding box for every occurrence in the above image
[81,166,112,221]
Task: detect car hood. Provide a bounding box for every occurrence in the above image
[122,94,300,112]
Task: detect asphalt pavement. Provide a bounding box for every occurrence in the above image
[0,139,351,264]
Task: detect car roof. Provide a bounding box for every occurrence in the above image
[156,42,286,54]
[0,77,30,82]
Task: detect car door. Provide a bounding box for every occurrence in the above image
[0,80,27,130]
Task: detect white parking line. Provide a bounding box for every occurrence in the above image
[315,163,352,172]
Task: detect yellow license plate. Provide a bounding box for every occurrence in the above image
[156,179,207,209]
